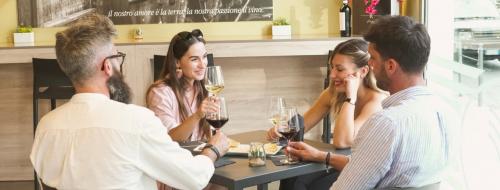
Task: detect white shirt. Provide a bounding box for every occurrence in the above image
[331,86,456,190]
[30,93,214,190]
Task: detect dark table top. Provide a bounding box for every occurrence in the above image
[208,130,350,190]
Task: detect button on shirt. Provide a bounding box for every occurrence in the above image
[331,86,456,190]
[30,93,214,190]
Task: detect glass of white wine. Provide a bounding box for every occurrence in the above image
[267,96,286,144]
[204,66,224,96]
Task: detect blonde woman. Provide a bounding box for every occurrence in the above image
[268,39,387,149]
[271,39,387,190]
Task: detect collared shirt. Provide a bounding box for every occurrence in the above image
[331,86,456,190]
[30,93,214,190]
[147,84,202,141]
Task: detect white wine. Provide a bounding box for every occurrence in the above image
[268,115,281,126]
[205,84,224,95]
[268,118,279,126]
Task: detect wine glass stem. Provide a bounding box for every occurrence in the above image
[286,139,291,163]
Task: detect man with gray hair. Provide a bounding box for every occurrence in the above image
[30,13,229,190]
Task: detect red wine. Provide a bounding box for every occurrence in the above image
[207,118,229,129]
[279,128,298,139]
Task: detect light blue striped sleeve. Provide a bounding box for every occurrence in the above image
[331,114,398,190]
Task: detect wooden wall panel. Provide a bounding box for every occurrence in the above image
[0,63,58,181]
[216,56,326,139]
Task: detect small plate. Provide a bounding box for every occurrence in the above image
[194,143,283,156]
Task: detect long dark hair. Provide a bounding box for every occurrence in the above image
[146,29,210,140]
[329,39,382,113]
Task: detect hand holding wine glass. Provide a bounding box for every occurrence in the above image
[277,107,300,164]
[266,96,286,141]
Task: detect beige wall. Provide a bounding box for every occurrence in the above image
[0,0,342,44]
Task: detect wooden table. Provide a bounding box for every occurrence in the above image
[209,130,350,190]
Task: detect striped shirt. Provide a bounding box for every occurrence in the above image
[331,86,456,190]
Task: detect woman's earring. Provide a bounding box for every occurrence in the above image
[176,66,183,78]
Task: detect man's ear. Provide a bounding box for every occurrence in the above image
[102,59,113,76]
[385,58,399,76]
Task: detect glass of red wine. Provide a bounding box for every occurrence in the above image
[277,107,299,164]
[206,96,229,131]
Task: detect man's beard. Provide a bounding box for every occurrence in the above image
[106,69,132,104]
[375,66,390,92]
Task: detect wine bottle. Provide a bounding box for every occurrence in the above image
[339,0,351,37]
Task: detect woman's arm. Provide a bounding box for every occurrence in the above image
[333,99,382,148]
[167,110,204,142]
[168,98,218,142]
[267,88,334,141]
[303,88,335,132]
[147,87,214,142]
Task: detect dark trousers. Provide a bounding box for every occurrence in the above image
[279,170,340,190]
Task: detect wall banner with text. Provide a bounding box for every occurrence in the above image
[17,0,273,27]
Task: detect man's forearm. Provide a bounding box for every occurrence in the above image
[314,151,350,171]
[331,154,349,171]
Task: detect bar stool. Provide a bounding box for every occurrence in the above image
[322,50,334,143]
[32,58,75,190]
[152,53,215,81]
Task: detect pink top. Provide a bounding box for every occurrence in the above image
[147,84,202,141]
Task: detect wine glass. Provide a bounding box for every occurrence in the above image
[204,66,224,97]
[277,107,300,164]
[206,96,229,130]
[267,96,285,126]
[267,96,286,144]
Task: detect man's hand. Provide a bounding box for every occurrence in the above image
[208,130,229,156]
[286,141,325,162]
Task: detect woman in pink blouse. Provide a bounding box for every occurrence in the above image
[146,29,217,142]
[146,30,222,190]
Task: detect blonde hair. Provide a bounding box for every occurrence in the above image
[329,39,382,113]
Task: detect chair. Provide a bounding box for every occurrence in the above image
[32,58,75,190]
[37,178,57,190]
[153,53,215,81]
[321,50,334,143]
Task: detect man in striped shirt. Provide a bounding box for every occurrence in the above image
[287,15,456,189]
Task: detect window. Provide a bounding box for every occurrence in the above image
[425,0,500,189]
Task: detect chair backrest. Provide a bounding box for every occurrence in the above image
[321,50,334,143]
[153,53,215,81]
[153,55,165,81]
[41,182,57,190]
[207,53,214,67]
[37,177,57,190]
[32,58,73,89]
